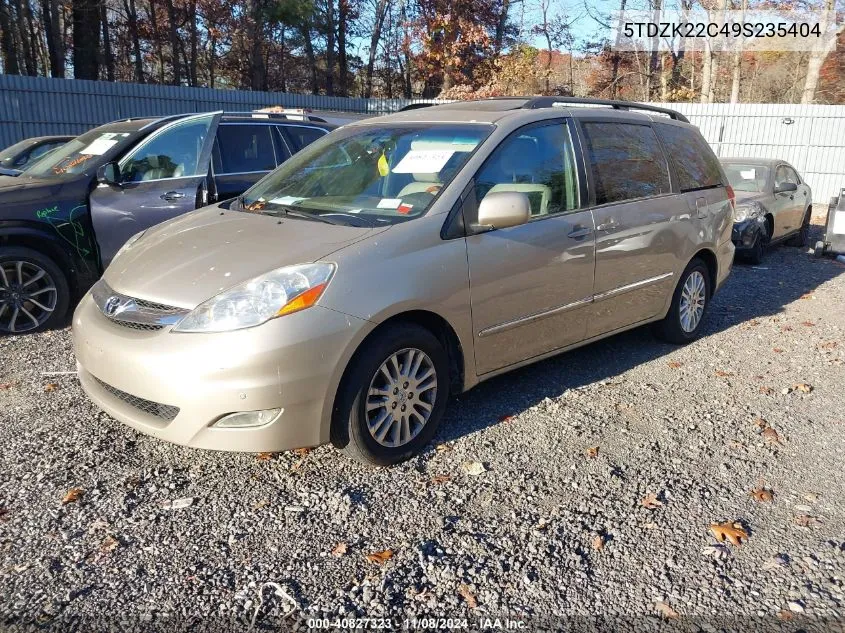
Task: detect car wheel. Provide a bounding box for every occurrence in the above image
[654,258,711,345]
[814,240,826,258]
[0,247,69,334]
[745,233,765,265]
[786,207,811,248]
[334,323,450,466]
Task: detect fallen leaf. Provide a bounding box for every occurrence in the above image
[747,319,761,327]
[714,370,734,377]
[100,535,119,553]
[498,414,515,423]
[430,475,451,485]
[709,521,749,546]
[777,610,794,621]
[331,542,348,557]
[701,544,730,560]
[585,446,599,458]
[435,444,451,453]
[641,492,663,510]
[773,348,784,353]
[364,549,393,565]
[292,448,311,456]
[62,488,84,505]
[667,361,682,369]
[781,325,793,332]
[804,492,820,503]
[44,383,59,393]
[655,600,679,619]
[801,321,816,327]
[793,383,813,393]
[800,292,814,300]
[762,427,782,445]
[794,514,823,528]
[0,507,9,521]
[819,341,838,350]
[592,534,605,550]
[534,518,550,531]
[252,499,269,511]
[758,386,775,395]
[256,452,274,461]
[0,382,14,390]
[457,584,478,609]
[461,461,487,476]
[754,417,768,429]
[749,488,774,503]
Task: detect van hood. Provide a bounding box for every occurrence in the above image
[103,205,387,308]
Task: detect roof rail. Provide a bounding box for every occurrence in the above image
[521,97,689,123]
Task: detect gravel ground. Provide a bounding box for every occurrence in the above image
[1,221,845,632]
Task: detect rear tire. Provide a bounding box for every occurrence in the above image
[786,207,811,248]
[654,258,711,345]
[0,247,69,334]
[333,323,450,466]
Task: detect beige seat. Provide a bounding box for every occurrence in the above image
[488,183,551,216]
[398,172,441,198]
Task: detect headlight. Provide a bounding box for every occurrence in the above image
[112,230,146,262]
[734,203,763,224]
[173,263,335,333]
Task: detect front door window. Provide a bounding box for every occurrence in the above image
[121,115,215,182]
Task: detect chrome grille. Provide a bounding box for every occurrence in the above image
[90,280,189,331]
[92,376,180,422]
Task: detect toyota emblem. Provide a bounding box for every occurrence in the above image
[104,296,122,316]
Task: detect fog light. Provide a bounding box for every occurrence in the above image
[213,408,282,428]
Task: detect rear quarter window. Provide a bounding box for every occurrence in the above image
[284,126,327,151]
[581,122,671,205]
[655,123,723,192]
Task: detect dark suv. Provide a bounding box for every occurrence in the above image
[0,111,332,333]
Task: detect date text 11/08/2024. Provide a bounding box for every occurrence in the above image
[305,617,528,630]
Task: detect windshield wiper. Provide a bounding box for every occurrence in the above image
[269,205,346,225]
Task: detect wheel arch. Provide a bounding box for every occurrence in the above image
[328,309,467,448]
[0,226,80,294]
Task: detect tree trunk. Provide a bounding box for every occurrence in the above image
[124,0,143,82]
[494,0,509,53]
[100,1,114,80]
[337,0,348,96]
[801,0,838,104]
[365,0,388,98]
[301,23,319,94]
[245,0,266,90]
[187,0,198,86]
[700,36,712,102]
[72,0,100,79]
[728,0,746,103]
[43,0,65,77]
[147,0,165,83]
[13,0,36,74]
[325,0,335,95]
[208,35,216,88]
[609,0,627,99]
[163,0,181,84]
[648,0,662,99]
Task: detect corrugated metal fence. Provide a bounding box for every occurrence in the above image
[1,75,843,200]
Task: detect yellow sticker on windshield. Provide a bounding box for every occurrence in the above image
[377,151,389,177]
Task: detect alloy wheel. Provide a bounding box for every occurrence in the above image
[0,260,58,333]
[365,347,437,448]
[679,270,706,333]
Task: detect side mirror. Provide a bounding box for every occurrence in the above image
[774,182,797,194]
[477,191,531,231]
[97,162,121,186]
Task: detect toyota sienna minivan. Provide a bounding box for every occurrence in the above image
[73,97,735,466]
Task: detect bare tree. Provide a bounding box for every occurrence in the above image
[801,0,841,104]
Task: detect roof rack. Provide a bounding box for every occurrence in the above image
[521,97,689,123]
[245,108,328,123]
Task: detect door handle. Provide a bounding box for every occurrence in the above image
[567,226,593,239]
[161,191,186,201]
[789,195,794,200]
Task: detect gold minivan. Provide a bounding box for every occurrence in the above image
[73,98,735,465]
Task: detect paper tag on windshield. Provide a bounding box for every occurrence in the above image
[80,138,118,155]
[269,196,305,205]
[377,198,402,209]
[740,169,756,179]
[392,149,454,174]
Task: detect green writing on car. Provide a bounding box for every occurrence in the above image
[36,205,59,219]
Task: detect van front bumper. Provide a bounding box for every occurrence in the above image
[72,293,369,452]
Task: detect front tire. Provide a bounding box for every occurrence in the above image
[654,258,711,345]
[0,247,69,334]
[333,323,450,466]
[745,233,765,265]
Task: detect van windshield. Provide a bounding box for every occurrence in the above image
[23,128,139,179]
[239,123,493,225]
